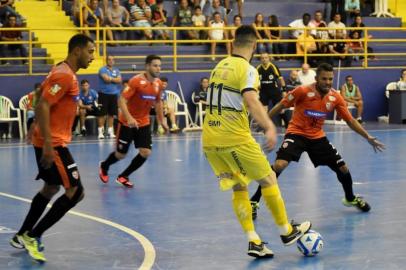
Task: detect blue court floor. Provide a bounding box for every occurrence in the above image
[1,123,406,270]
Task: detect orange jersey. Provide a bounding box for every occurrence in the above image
[119,73,163,127]
[281,84,353,139]
[32,62,79,147]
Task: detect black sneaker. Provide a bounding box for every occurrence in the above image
[342,195,371,212]
[81,128,87,136]
[10,234,24,249]
[251,201,259,220]
[280,220,312,246]
[247,241,274,258]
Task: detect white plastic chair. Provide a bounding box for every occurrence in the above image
[0,95,23,139]
[385,82,398,98]
[19,95,30,136]
[165,90,189,129]
[191,92,206,127]
[326,90,357,125]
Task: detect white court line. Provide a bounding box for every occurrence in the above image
[0,192,156,270]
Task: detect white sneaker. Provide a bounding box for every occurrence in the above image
[98,133,105,139]
[108,132,116,138]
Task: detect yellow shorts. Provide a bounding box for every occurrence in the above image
[204,141,273,191]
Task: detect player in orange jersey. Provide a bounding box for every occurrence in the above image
[99,55,169,188]
[9,34,95,262]
[250,63,385,219]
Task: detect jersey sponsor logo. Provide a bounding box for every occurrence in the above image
[304,110,327,118]
[141,95,157,100]
[307,92,316,97]
[288,94,294,101]
[208,120,221,127]
[231,151,247,176]
[328,95,336,101]
[72,170,79,180]
[140,80,146,85]
[49,84,61,95]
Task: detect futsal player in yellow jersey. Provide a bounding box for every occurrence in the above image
[202,25,312,258]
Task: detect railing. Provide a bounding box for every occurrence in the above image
[0,25,406,75]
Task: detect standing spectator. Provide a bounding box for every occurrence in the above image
[345,0,360,24]
[298,63,316,85]
[157,77,180,134]
[268,15,284,60]
[26,83,42,130]
[328,29,352,67]
[396,69,406,90]
[340,75,363,122]
[228,14,242,40]
[130,0,153,40]
[209,12,230,61]
[331,0,346,22]
[106,0,130,40]
[76,80,101,136]
[172,0,196,40]
[192,6,207,40]
[285,70,301,92]
[309,10,326,28]
[252,13,272,54]
[151,0,170,40]
[0,14,28,65]
[328,13,346,38]
[97,55,122,139]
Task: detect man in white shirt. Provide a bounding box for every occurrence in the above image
[309,10,326,28]
[288,13,316,39]
[297,63,316,85]
[328,13,346,38]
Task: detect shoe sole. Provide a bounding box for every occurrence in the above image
[247,251,274,258]
[10,240,24,249]
[283,221,312,246]
[115,179,134,188]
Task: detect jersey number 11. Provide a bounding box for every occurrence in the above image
[209,82,223,115]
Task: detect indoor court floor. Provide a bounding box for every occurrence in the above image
[1,123,406,270]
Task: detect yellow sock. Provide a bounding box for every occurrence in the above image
[262,185,292,235]
[232,191,261,244]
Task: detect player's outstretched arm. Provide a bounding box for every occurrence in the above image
[268,102,286,119]
[346,118,385,153]
[243,90,277,151]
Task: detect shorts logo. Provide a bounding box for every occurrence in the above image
[219,172,233,180]
[72,170,79,180]
[49,84,61,95]
[118,144,123,150]
[328,95,336,101]
[282,142,289,148]
[231,151,247,176]
[307,92,316,97]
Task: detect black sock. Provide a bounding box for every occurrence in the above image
[329,165,355,202]
[29,194,75,238]
[119,154,147,177]
[102,152,119,171]
[250,185,262,203]
[72,116,79,132]
[17,193,50,235]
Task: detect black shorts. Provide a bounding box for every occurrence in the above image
[84,105,103,117]
[34,146,82,189]
[276,134,346,167]
[116,123,152,154]
[259,88,282,106]
[98,92,118,116]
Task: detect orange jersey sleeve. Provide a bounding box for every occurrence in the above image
[281,85,306,108]
[41,72,74,105]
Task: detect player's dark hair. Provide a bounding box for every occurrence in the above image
[200,77,209,82]
[160,77,168,82]
[145,54,161,64]
[401,69,406,75]
[68,34,94,53]
[345,75,352,80]
[34,83,41,89]
[123,79,129,84]
[234,25,257,47]
[316,63,334,75]
[80,79,89,85]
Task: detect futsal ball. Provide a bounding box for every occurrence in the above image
[297,230,324,257]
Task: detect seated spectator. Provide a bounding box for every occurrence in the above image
[296,29,317,63]
[0,0,22,25]
[340,75,363,122]
[193,77,209,108]
[130,0,153,40]
[285,70,301,92]
[26,83,42,129]
[345,0,360,23]
[288,13,315,39]
[328,29,352,67]
[396,69,406,90]
[157,77,180,134]
[252,13,272,54]
[328,13,346,38]
[76,79,101,136]
[268,15,284,59]
[204,0,227,24]
[200,0,243,17]
[172,0,197,40]
[309,10,326,28]
[228,14,242,40]
[106,0,130,40]
[298,63,316,85]
[151,0,170,40]
[0,14,28,65]
[192,6,207,40]
[83,0,115,42]
[350,15,372,39]
[315,22,330,52]
[71,0,81,24]
[209,11,230,61]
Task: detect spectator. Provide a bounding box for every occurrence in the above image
[0,0,22,25]
[328,29,352,67]
[298,63,316,85]
[288,13,315,39]
[348,31,372,61]
[192,6,207,39]
[193,77,209,108]
[26,83,42,130]
[268,15,284,59]
[130,0,153,40]
[315,22,330,63]
[151,0,170,40]
[285,70,301,92]
[296,28,317,64]
[252,13,272,54]
[228,14,242,40]
[200,0,243,17]
[97,55,122,139]
[309,10,326,28]
[157,77,180,134]
[340,75,363,122]
[0,14,28,65]
[328,13,346,38]
[76,79,101,136]
[396,69,406,90]
[350,15,372,39]
[106,0,130,40]
[345,0,360,23]
[203,0,227,24]
[172,0,197,40]
[209,11,230,61]
[331,0,346,22]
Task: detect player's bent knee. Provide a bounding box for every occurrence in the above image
[41,185,60,198]
[115,151,126,160]
[339,165,349,174]
[139,148,151,158]
[65,184,84,206]
[232,183,248,192]
[273,159,288,173]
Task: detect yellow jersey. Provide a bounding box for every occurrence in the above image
[202,55,260,147]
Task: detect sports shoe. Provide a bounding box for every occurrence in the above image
[116,175,134,188]
[21,232,46,263]
[80,128,87,136]
[280,220,312,246]
[108,132,116,139]
[157,125,165,135]
[342,195,371,212]
[170,124,180,133]
[99,162,109,183]
[251,201,259,220]
[10,234,24,249]
[98,132,105,139]
[247,241,274,258]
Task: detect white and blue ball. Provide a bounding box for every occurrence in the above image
[297,230,324,256]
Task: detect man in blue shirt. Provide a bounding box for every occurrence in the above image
[97,55,122,139]
[77,79,101,136]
